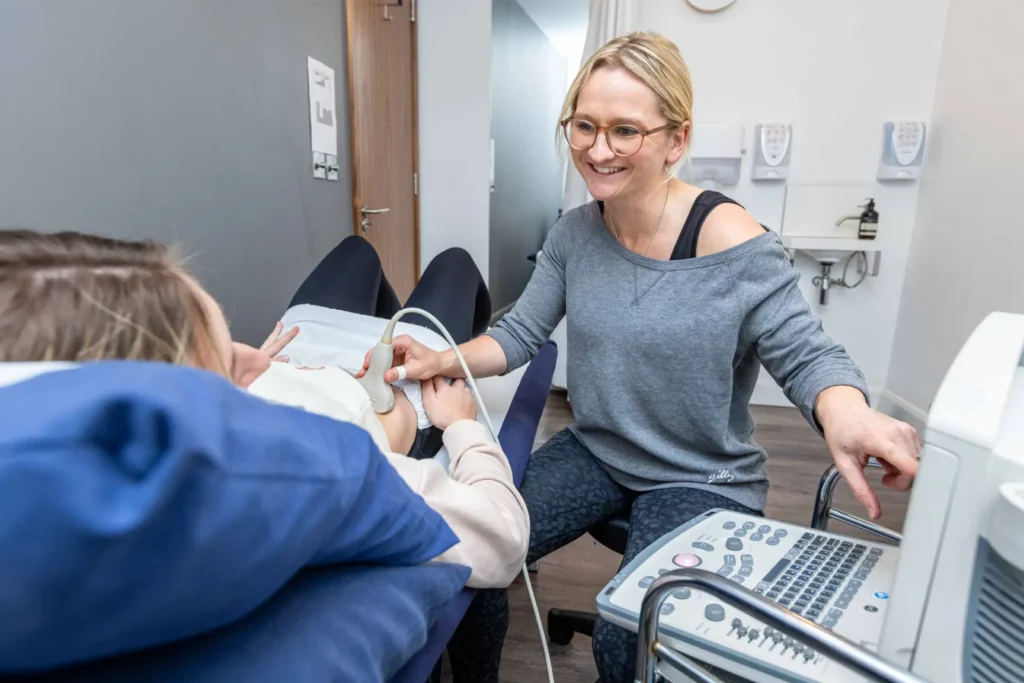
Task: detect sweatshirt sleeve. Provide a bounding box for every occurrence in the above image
[731,236,870,433]
[384,420,529,588]
[485,215,576,372]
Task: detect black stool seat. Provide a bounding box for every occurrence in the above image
[547,512,629,646]
[589,514,629,554]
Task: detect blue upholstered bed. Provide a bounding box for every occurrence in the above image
[0,341,557,683]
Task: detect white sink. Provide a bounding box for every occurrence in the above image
[781,236,882,273]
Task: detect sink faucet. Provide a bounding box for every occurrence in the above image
[835,198,879,239]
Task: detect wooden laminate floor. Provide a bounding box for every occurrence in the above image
[443,392,911,683]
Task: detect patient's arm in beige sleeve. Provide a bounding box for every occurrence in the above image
[383,420,529,589]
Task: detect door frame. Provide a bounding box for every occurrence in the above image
[344,0,421,280]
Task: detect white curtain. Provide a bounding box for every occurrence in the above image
[561,0,639,213]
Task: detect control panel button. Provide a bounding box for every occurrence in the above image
[750,533,764,542]
[673,553,702,568]
[738,565,753,577]
[803,649,816,662]
[704,604,726,622]
[775,529,789,538]
[766,536,781,546]
[661,602,675,615]
[723,521,736,530]
[673,589,692,600]
[639,575,656,588]
[734,529,748,538]
[864,605,879,613]
[741,554,754,566]
[724,554,737,566]
[717,565,733,577]
[726,537,744,551]
[759,525,772,534]
[692,542,715,552]
[742,521,756,530]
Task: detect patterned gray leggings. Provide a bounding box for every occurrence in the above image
[446,428,761,682]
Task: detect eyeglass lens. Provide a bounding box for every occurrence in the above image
[564,119,645,156]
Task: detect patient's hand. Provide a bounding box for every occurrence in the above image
[231,322,299,388]
[422,377,476,430]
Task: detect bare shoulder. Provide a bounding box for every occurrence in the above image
[696,203,767,257]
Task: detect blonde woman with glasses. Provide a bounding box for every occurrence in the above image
[359,31,920,681]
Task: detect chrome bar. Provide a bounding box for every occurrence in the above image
[830,510,903,544]
[635,570,927,683]
[652,642,725,683]
[810,458,887,531]
[810,464,844,530]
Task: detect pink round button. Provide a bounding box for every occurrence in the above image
[673,553,702,568]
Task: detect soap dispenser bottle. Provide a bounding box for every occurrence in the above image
[858,198,879,240]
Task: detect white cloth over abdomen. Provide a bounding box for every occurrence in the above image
[279,304,451,430]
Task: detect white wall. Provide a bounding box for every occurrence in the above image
[417,0,492,277]
[884,0,1024,423]
[636,0,949,406]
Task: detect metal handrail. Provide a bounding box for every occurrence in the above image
[810,459,903,545]
[635,570,927,683]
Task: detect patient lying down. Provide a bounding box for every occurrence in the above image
[0,230,529,589]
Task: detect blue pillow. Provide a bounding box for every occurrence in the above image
[0,362,459,672]
[20,562,471,683]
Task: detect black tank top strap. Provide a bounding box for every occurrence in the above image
[670,190,743,260]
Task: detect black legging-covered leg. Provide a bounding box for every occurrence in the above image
[288,235,402,317]
[289,236,491,344]
[402,247,491,342]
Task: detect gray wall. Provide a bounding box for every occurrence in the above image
[0,0,352,346]
[489,0,567,311]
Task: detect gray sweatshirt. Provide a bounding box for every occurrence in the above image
[486,201,868,512]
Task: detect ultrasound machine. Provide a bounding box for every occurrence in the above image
[597,312,1024,683]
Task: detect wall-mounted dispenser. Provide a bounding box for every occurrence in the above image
[751,123,791,181]
[877,120,926,180]
[678,123,744,186]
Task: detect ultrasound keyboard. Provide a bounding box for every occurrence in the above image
[596,509,900,683]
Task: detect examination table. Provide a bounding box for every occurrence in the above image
[0,341,557,683]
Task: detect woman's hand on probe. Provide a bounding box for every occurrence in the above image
[421,376,477,429]
[356,334,446,383]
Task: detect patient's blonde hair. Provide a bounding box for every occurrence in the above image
[0,230,224,372]
[557,31,694,163]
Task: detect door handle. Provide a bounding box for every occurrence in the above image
[360,206,390,230]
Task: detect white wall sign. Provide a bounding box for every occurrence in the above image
[307,56,337,156]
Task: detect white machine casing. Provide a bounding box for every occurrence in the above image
[879,311,1024,682]
[595,312,1024,683]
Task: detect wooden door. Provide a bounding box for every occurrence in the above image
[347,0,419,301]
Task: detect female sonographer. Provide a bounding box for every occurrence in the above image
[357,31,921,683]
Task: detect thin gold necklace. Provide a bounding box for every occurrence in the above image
[608,182,672,258]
